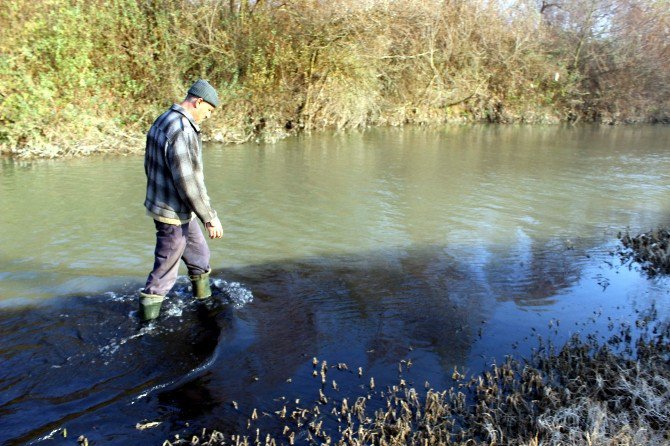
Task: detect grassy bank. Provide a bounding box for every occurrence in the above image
[1,0,669,158]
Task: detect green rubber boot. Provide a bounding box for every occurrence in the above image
[139,291,164,321]
[190,271,212,300]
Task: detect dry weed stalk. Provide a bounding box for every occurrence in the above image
[618,228,670,275]
[167,314,670,446]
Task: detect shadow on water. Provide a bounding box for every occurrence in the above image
[0,279,239,445]
[0,240,657,445]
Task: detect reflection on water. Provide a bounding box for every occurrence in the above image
[1,243,668,445]
[1,125,670,444]
[0,285,225,444]
[1,125,670,302]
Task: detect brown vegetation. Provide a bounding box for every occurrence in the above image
[539,0,670,123]
[159,311,670,445]
[0,0,668,158]
[618,228,670,276]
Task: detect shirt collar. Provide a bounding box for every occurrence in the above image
[170,103,200,133]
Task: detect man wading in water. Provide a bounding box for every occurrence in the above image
[139,79,224,321]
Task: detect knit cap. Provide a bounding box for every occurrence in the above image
[188,79,219,107]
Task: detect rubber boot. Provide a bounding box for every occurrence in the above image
[139,291,164,321]
[190,271,212,300]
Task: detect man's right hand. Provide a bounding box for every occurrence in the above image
[205,217,223,239]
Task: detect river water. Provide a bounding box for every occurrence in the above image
[1,125,669,444]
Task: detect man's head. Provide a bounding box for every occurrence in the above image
[182,79,219,123]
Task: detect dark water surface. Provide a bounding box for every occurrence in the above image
[1,125,670,444]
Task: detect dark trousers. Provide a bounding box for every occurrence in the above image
[143,219,211,296]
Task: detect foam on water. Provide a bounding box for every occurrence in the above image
[30,427,64,444]
[103,290,128,302]
[99,324,156,359]
[213,278,254,308]
[162,298,185,318]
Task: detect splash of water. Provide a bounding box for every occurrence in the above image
[212,278,254,308]
[130,280,253,401]
[99,324,156,359]
[97,277,253,366]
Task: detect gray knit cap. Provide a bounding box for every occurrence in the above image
[188,79,219,107]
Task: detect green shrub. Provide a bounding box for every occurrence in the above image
[0,0,667,158]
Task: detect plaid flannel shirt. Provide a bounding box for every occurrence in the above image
[144,104,217,225]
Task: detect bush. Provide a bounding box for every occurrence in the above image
[0,0,667,158]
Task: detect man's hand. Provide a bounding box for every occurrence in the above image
[205,217,223,239]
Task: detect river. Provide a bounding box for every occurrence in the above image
[1,125,669,444]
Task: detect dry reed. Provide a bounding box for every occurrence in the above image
[164,311,670,446]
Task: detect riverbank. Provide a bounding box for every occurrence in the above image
[1,0,668,159]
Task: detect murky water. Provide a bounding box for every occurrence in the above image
[1,125,669,444]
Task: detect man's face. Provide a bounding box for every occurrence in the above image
[193,98,215,123]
